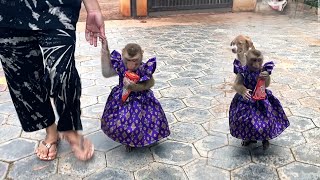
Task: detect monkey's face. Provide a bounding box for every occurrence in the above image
[123,52,143,71]
[247,57,263,72]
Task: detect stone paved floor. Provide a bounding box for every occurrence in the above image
[0,12,319,180]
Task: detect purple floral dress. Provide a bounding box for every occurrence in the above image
[101,50,170,147]
[229,59,289,141]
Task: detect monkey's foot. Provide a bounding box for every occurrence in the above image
[125,145,133,152]
[262,140,270,150]
[241,140,257,146]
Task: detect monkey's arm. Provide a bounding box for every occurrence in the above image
[265,76,271,87]
[101,40,117,78]
[260,70,271,87]
[127,77,155,92]
[233,74,252,100]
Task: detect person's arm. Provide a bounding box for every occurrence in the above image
[83,0,106,47]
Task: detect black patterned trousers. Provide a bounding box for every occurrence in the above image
[0,28,82,132]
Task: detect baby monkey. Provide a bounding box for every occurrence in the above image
[101,40,154,92]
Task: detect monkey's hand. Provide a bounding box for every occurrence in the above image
[127,77,155,92]
[123,77,136,89]
[241,89,252,100]
[259,71,269,80]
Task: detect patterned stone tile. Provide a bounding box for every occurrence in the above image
[95,76,118,87]
[21,129,46,141]
[183,95,214,109]
[5,113,21,127]
[81,118,101,135]
[44,174,81,180]
[164,59,190,66]
[174,107,213,124]
[80,95,98,109]
[152,81,171,91]
[151,141,199,166]
[86,130,120,152]
[287,116,316,132]
[197,75,225,85]
[0,161,8,180]
[278,162,320,180]
[190,85,224,98]
[58,151,106,178]
[135,162,187,180]
[158,98,186,113]
[106,146,153,171]
[153,72,178,82]
[169,78,199,87]
[290,107,320,119]
[228,135,260,149]
[7,156,57,180]
[177,71,205,78]
[251,145,294,168]
[165,112,178,125]
[194,135,228,157]
[292,143,320,166]
[277,96,301,108]
[0,138,37,162]
[169,122,208,143]
[0,92,11,103]
[184,64,209,71]
[184,158,230,180]
[279,89,308,100]
[302,128,319,143]
[81,104,105,119]
[299,97,320,109]
[208,146,251,170]
[0,125,21,144]
[270,130,306,148]
[231,163,279,180]
[97,94,110,104]
[81,79,95,89]
[82,86,109,96]
[0,114,6,125]
[0,102,16,115]
[204,118,230,134]
[158,65,185,73]
[85,167,134,180]
[160,87,193,99]
[209,104,229,118]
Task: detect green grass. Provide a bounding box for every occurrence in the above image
[304,0,318,8]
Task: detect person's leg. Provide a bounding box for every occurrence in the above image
[38,29,93,161]
[0,28,59,160]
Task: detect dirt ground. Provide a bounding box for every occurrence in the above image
[78,0,127,22]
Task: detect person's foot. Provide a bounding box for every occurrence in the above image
[241,140,257,146]
[60,131,94,161]
[35,124,59,161]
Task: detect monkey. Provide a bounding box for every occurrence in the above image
[229,49,289,151]
[230,35,255,66]
[101,40,154,92]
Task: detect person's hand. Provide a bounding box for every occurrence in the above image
[85,10,106,47]
[241,89,252,100]
[259,71,269,80]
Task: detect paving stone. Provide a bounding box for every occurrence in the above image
[5,113,21,127]
[85,167,134,180]
[292,143,320,166]
[270,130,306,148]
[0,161,8,180]
[81,79,95,89]
[21,129,46,141]
[184,158,229,180]
[0,138,37,162]
[197,75,225,85]
[97,94,110,104]
[165,112,178,124]
[8,156,57,180]
[43,174,81,180]
[204,118,230,134]
[86,130,120,152]
[177,71,205,78]
[290,107,320,119]
[95,76,118,87]
[160,87,193,99]
[169,122,208,143]
[58,151,106,178]
[158,65,185,73]
[231,163,279,180]
[151,141,199,166]
[81,118,101,135]
[174,107,213,124]
[194,135,228,157]
[169,78,199,87]
[80,95,98,109]
[152,81,171,91]
[106,146,153,171]
[82,86,109,96]
[184,64,209,71]
[0,125,21,144]
[164,59,190,66]
[0,92,11,103]
[135,162,187,180]
[81,104,105,119]
[0,114,6,125]
[0,102,16,115]
[287,116,316,132]
[183,95,214,109]
[208,146,251,170]
[251,145,295,168]
[190,85,224,98]
[299,97,320,109]
[209,104,229,118]
[302,128,319,143]
[158,98,186,113]
[277,162,320,180]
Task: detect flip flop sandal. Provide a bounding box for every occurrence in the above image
[35,140,59,161]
